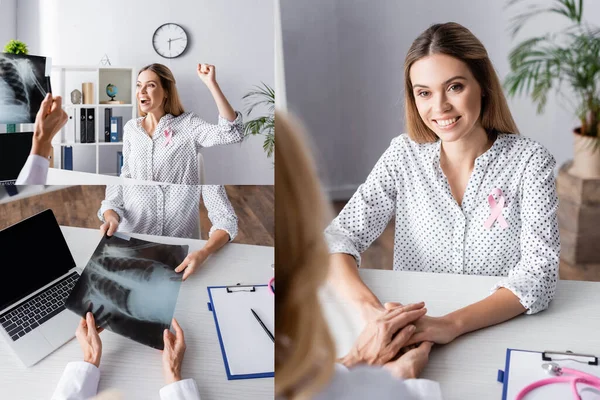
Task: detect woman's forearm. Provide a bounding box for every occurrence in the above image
[446,288,526,338]
[328,253,384,320]
[207,83,236,122]
[201,229,230,255]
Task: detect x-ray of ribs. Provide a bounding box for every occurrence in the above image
[101,242,183,268]
[82,252,181,325]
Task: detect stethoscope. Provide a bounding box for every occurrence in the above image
[516,362,600,399]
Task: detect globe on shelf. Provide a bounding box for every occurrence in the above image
[106,83,118,101]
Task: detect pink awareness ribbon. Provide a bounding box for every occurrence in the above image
[164,129,172,146]
[483,188,509,230]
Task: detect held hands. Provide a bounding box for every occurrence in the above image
[383,341,434,379]
[31,93,68,157]
[162,318,186,384]
[75,312,103,368]
[404,315,460,346]
[174,249,209,281]
[339,302,427,368]
[100,210,120,237]
[197,64,217,88]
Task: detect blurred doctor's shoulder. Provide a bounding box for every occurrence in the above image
[274,111,443,400]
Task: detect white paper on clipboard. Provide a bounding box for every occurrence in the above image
[502,349,600,399]
[207,285,274,379]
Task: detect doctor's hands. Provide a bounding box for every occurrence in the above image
[339,302,427,368]
[100,210,120,237]
[197,64,217,88]
[174,249,209,281]
[31,93,68,158]
[162,318,187,384]
[383,341,434,379]
[75,312,104,368]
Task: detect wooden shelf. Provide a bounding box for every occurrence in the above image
[50,65,135,175]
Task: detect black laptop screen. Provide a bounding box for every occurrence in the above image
[0,132,33,184]
[0,209,76,311]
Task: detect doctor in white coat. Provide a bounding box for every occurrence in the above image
[51,312,200,400]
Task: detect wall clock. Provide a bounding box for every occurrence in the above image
[152,23,189,59]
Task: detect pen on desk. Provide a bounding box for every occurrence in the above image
[250,308,274,343]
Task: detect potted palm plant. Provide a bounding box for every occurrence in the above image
[242,82,275,160]
[504,0,600,178]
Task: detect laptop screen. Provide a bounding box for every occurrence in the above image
[0,209,76,311]
[0,132,33,184]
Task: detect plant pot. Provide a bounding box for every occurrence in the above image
[568,128,600,179]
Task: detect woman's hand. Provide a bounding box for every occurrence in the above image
[405,315,460,346]
[197,64,217,88]
[383,341,434,379]
[75,312,103,368]
[339,302,427,368]
[174,249,209,281]
[100,210,120,237]
[162,318,186,385]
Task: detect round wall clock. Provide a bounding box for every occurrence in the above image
[152,23,189,59]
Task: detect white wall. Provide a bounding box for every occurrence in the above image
[0,0,17,48]
[281,0,600,199]
[16,0,274,184]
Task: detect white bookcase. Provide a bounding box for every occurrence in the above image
[50,66,137,176]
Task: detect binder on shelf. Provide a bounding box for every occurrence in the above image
[80,109,87,143]
[85,108,95,143]
[61,146,73,170]
[207,284,274,380]
[110,116,123,142]
[117,151,123,176]
[104,108,112,142]
[65,107,76,143]
[497,348,600,399]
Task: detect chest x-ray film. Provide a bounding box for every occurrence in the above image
[65,234,188,350]
[0,52,51,124]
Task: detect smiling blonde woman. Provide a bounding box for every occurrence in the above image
[325,22,560,349]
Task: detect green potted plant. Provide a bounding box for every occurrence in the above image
[242,82,275,160]
[504,0,600,178]
[3,39,29,55]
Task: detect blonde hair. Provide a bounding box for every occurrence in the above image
[275,112,336,399]
[137,64,185,117]
[404,22,519,143]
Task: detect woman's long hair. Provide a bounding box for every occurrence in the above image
[275,112,336,399]
[404,22,519,142]
[137,64,185,117]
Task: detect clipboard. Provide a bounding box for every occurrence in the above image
[207,284,274,380]
[498,348,600,399]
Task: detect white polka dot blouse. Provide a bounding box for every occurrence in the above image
[325,133,560,314]
[122,111,244,184]
[98,185,238,240]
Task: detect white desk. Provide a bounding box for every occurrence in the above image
[0,226,274,400]
[321,269,600,400]
[46,168,162,185]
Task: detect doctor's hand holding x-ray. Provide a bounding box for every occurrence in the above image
[15,93,68,185]
[51,313,201,400]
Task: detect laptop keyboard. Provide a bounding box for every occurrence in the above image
[0,272,79,342]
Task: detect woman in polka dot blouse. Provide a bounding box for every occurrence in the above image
[119,62,243,184]
[98,63,242,278]
[325,23,560,348]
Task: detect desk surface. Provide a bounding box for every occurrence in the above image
[0,226,274,400]
[321,269,600,400]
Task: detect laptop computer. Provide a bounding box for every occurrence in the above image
[0,132,33,185]
[0,209,81,367]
